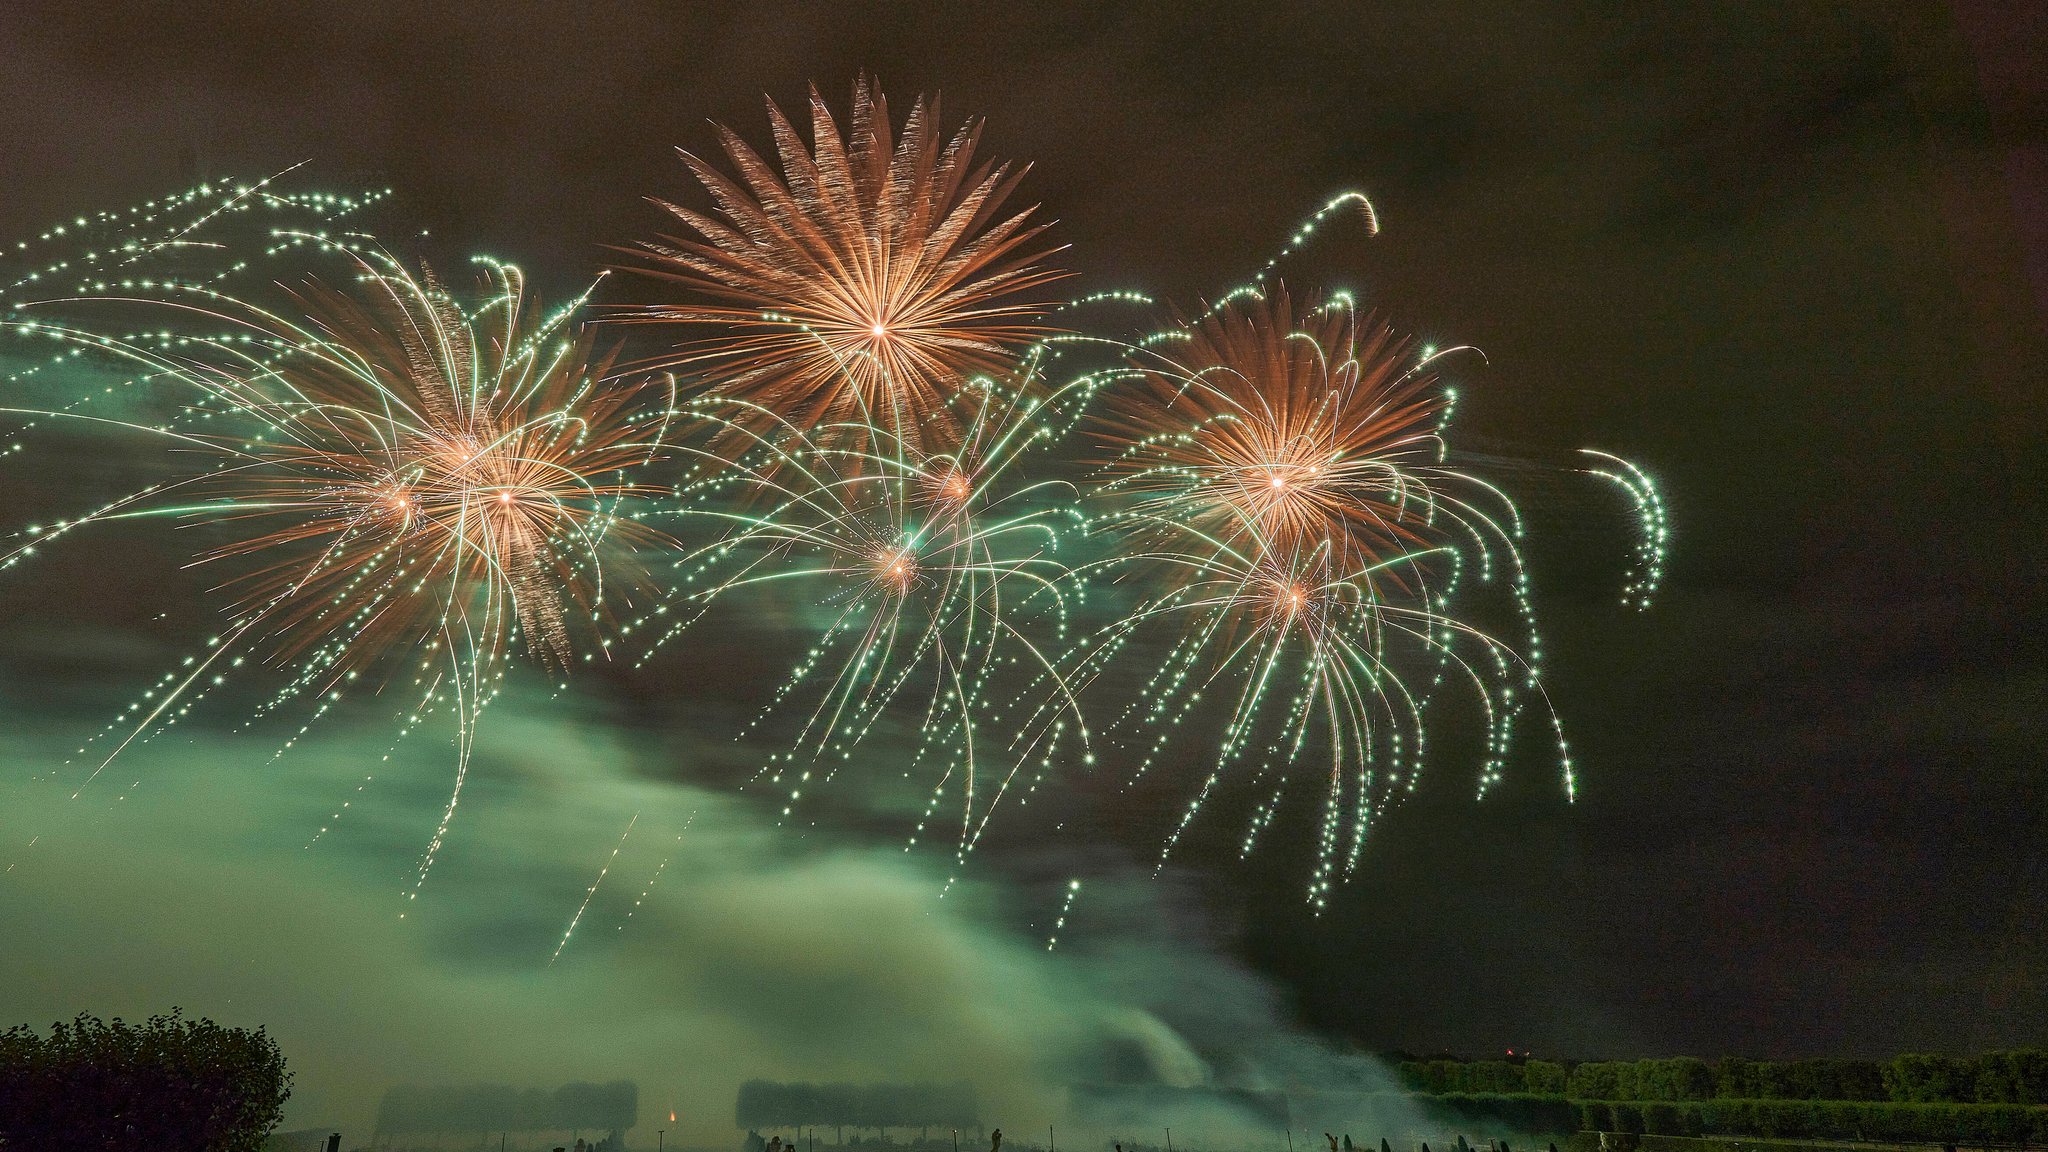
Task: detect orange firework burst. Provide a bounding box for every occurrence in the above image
[23,252,676,688]
[202,260,671,676]
[619,76,1071,454]
[13,242,676,896]
[1097,287,1447,576]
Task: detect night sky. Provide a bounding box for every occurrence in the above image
[2,2,2045,1140]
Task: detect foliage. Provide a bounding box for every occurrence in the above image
[1415,1092,1582,1135]
[1417,1051,2048,1105]
[1577,1098,2048,1142]
[1712,1058,1885,1101]
[1879,1051,2048,1105]
[1401,1062,1534,1096]
[1523,1061,1569,1096]
[0,1009,291,1152]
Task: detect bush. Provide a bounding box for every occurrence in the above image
[1524,1061,1568,1096]
[0,1009,291,1152]
[1568,1063,1624,1102]
[1975,1050,2048,1105]
[1419,1093,1579,1135]
[1886,1053,1975,1103]
[1466,1062,1528,1095]
[1632,1059,1713,1102]
[1571,1098,2048,1143]
[1417,1049,2048,1109]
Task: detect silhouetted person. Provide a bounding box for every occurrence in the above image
[1382,1140,1393,1152]
[1344,1136,1353,1152]
[990,1129,1002,1152]
[1326,1133,1339,1152]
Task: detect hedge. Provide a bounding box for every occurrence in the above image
[1403,1061,1542,1096]
[1412,1052,2048,1105]
[1577,1098,2048,1142]
[1415,1093,1582,1135]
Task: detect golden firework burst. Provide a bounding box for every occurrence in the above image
[1098,287,1447,578]
[619,76,1071,455]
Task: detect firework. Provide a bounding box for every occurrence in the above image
[632,375,1089,859]
[1073,290,1573,909]
[2,164,1667,927]
[1098,286,1449,574]
[617,76,1072,456]
[5,233,673,904]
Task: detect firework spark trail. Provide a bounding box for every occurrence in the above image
[617,809,697,935]
[615,75,1072,458]
[552,811,639,964]
[1045,877,1081,951]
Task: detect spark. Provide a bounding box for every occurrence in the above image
[1046,877,1082,951]
[552,811,639,965]
[617,810,697,935]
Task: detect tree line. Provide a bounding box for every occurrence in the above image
[1330,1092,2048,1144]
[373,1080,638,1133]
[1398,1052,2048,1104]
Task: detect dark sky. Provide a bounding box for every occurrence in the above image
[2,0,2045,1138]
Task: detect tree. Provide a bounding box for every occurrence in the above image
[0,1009,291,1152]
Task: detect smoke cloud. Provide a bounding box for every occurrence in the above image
[0,653,1419,1149]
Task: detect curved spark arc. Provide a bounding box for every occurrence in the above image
[1579,448,1670,610]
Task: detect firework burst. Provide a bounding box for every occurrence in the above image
[632,376,1089,858]
[1098,286,1449,575]
[5,235,674,904]
[617,76,1072,456]
[1072,289,1578,908]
